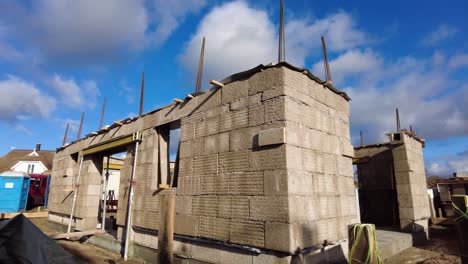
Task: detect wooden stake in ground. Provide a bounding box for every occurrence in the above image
[158,189,175,264]
[452,195,468,264]
[348,223,382,264]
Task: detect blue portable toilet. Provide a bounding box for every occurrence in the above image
[0,171,31,213]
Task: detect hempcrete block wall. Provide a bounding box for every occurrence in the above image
[49,65,356,255]
[390,133,430,232]
[353,132,430,233]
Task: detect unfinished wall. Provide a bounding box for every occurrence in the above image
[354,131,430,234]
[48,64,355,262]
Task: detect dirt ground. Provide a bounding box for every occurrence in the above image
[29,217,146,264]
[22,217,465,264]
[385,225,462,264]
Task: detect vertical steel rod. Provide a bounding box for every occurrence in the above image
[139,72,145,116]
[396,108,401,131]
[77,112,85,140]
[124,139,140,261]
[68,155,84,233]
[99,98,106,130]
[101,156,110,231]
[321,36,332,82]
[360,130,364,146]
[62,123,69,146]
[278,0,285,63]
[195,37,206,94]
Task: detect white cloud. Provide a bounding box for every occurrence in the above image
[179,0,277,84]
[15,125,32,135]
[312,49,382,85]
[448,53,468,68]
[427,153,468,177]
[180,1,369,85]
[29,0,148,63]
[0,0,208,65]
[286,12,369,65]
[0,75,56,121]
[422,24,457,46]
[324,49,468,143]
[50,74,101,109]
[148,0,207,45]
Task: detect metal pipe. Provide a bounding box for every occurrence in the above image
[101,156,110,231]
[124,138,140,260]
[68,155,84,233]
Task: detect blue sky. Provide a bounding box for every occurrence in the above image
[0,0,467,176]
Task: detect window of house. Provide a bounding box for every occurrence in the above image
[27,164,35,173]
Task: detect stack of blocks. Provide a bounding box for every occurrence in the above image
[48,65,357,260]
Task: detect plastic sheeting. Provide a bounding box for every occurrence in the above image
[0,214,84,264]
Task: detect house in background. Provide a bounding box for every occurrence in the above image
[0,144,55,174]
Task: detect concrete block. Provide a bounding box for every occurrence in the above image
[178,158,193,177]
[340,139,354,158]
[229,220,265,247]
[264,170,313,196]
[192,243,221,263]
[176,176,200,195]
[173,240,191,257]
[219,248,254,264]
[258,127,285,146]
[289,196,319,222]
[314,174,336,195]
[229,172,263,195]
[250,196,289,221]
[302,149,324,173]
[253,254,292,264]
[199,216,230,241]
[222,80,249,104]
[174,215,199,237]
[220,109,249,132]
[337,156,353,177]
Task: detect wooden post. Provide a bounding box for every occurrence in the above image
[158,189,175,264]
[438,207,443,218]
[428,192,436,223]
[348,224,381,264]
[452,195,468,264]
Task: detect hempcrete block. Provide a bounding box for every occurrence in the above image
[199,216,230,241]
[201,174,229,194]
[220,109,249,132]
[314,174,337,195]
[229,220,265,247]
[249,145,287,171]
[229,172,263,195]
[201,132,229,155]
[178,158,193,177]
[248,104,265,127]
[248,67,284,96]
[175,196,192,215]
[218,151,249,173]
[192,196,219,217]
[193,155,217,176]
[195,116,219,138]
[230,127,260,151]
[264,170,313,196]
[264,97,286,124]
[258,127,285,146]
[194,88,222,114]
[250,196,289,221]
[177,176,201,195]
[222,80,249,104]
[174,215,199,236]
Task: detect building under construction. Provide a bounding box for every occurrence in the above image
[48,61,360,262]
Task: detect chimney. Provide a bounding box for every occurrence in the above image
[35,143,41,152]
